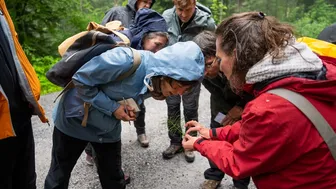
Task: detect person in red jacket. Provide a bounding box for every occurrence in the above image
[182,11,336,189]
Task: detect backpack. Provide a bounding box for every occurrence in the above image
[298,37,336,80]
[47,21,141,126]
[46,21,132,87]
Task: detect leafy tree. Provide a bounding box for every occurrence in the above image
[208,0,227,24]
[293,0,336,38]
[7,0,107,58]
[152,1,173,14]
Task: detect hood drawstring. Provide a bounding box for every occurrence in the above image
[144,72,155,91]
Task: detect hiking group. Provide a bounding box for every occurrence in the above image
[1,0,336,189]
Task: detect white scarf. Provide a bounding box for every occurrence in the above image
[245,41,323,84]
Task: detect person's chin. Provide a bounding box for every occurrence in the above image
[207,75,217,79]
[180,18,189,23]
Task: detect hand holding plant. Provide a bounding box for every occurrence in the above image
[182,134,200,151]
[185,120,210,139]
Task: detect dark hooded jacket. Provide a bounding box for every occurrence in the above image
[101,0,156,27]
[163,2,216,45]
[317,23,336,44]
[129,8,168,50]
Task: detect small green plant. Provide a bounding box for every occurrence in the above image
[167,116,197,137]
[167,117,185,137]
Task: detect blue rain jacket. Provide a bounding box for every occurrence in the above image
[53,41,204,143]
[129,8,168,50]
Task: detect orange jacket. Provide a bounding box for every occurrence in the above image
[0,0,48,139]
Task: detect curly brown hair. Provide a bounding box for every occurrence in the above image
[215,12,294,93]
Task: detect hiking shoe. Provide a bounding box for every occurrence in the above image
[162,144,183,159]
[201,179,221,189]
[137,134,149,148]
[85,154,94,166]
[184,150,195,163]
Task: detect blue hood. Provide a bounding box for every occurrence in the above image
[129,8,168,49]
[144,41,205,84]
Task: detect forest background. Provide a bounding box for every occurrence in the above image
[6,0,336,94]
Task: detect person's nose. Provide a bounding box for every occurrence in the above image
[204,69,209,77]
[145,3,151,8]
[177,89,185,95]
[181,11,186,18]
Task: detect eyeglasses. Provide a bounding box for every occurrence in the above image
[205,56,221,69]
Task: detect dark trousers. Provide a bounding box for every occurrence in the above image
[85,102,146,157]
[45,127,125,189]
[134,102,146,135]
[0,119,36,189]
[204,95,250,189]
[165,83,200,145]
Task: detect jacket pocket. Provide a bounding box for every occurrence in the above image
[86,108,121,136]
[63,89,85,118]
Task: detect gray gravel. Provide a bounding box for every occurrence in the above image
[33,86,256,189]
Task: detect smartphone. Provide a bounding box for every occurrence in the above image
[214,112,226,124]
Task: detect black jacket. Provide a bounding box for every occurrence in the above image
[101,0,156,27]
[202,75,250,114]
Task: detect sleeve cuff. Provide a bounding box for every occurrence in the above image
[210,128,218,139]
[194,138,205,151]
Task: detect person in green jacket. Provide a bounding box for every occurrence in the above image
[162,0,216,163]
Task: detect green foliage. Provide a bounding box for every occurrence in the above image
[31,56,62,95]
[5,0,336,95]
[209,0,227,24]
[293,0,336,38]
[152,1,173,14]
[167,118,185,137]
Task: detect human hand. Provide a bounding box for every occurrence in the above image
[182,134,200,151]
[113,105,136,122]
[221,106,243,126]
[185,120,210,139]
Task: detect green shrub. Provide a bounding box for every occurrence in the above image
[293,0,336,38]
[31,56,62,95]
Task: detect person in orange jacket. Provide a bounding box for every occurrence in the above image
[183,12,336,189]
[0,1,48,189]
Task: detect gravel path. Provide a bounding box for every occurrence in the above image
[33,87,256,189]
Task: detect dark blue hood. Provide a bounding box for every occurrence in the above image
[129,8,168,50]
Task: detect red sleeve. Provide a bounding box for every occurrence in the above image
[195,94,303,179]
[209,121,241,144]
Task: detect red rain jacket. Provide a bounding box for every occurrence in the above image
[195,56,336,189]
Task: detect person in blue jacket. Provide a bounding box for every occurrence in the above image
[44,41,204,189]
[128,8,169,146]
[84,8,169,166]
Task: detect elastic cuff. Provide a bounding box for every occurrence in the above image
[194,138,205,151]
[210,128,217,139]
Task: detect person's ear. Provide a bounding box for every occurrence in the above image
[232,48,238,62]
